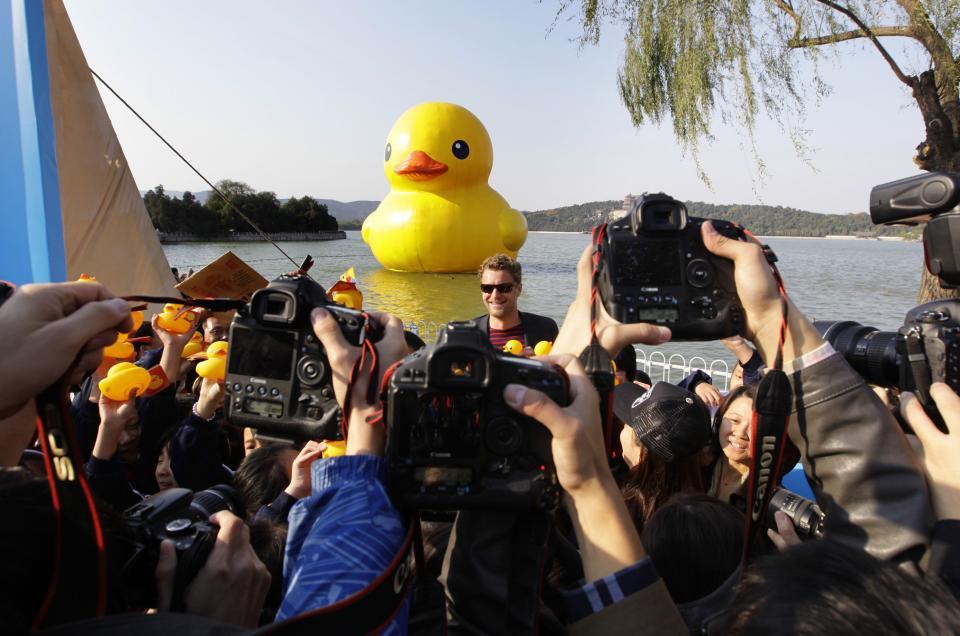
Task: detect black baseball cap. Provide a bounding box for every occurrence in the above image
[613,381,711,463]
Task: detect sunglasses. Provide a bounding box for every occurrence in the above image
[480,283,515,294]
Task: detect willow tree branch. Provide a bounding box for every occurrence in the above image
[773,0,802,41]
[789,25,914,48]
[812,0,914,87]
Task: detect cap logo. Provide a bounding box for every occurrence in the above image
[632,391,653,409]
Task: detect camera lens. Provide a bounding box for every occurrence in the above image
[686,259,714,288]
[485,417,523,455]
[297,355,327,387]
[767,488,824,539]
[814,320,900,387]
[190,484,244,520]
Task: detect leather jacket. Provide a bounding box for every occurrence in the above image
[786,349,933,565]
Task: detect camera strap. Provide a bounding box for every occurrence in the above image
[739,241,794,563]
[32,377,108,629]
[582,224,619,458]
[341,313,382,438]
[258,519,417,636]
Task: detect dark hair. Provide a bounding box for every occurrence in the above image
[621,451,703,535]
[641,494,744,604]
[614,346,637,382]
[729,539,960,634]
[233,444,296,518]
[478,253,522,284]
[248,519,288,622]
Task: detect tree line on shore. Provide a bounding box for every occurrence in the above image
[523,199,919,238]
[144,180,338,236]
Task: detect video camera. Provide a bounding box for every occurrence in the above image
[596,193,748,340]
[225,273,383,442]
[120,485,242,610]
[385,321,569,512]
[816,173,960,431]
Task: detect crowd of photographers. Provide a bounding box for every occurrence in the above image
[2,215,960,635]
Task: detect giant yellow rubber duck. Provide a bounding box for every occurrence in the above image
[362,102,527,273]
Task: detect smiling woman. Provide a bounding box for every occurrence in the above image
[707,384,757,506]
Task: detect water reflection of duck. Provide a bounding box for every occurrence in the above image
[364,268,485,330]
[362,102,527,273]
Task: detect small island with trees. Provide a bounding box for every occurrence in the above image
[144,180,344,243]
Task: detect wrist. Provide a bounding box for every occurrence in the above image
[750,300,823,368]
[193,400,218,421]
[345,405,386,456]
[284,483,309,500]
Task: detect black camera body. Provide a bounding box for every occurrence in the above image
[900,301,960,397]
[597,193,746,340]
[815,299,960,432]
[121,485,241,610]
[226,273,382,442]
[386,321,569,512]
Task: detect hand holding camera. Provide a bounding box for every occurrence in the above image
[226,273,390,443]
[504,353,647,581]
[310,306,406,456]
[552,243,671,358]
[154,510,271,628]
[901,382,960,521]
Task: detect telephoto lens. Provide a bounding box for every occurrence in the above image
[813,320,900,387]
[767,488,825,539]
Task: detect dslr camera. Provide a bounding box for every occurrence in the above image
[596,192,748,340]
[120,485,242,610]
[386,321,569,512]
[816,173,960,431]
[226,273,382,442]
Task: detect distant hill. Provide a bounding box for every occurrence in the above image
[523,199,919,238]
[139,190,378,222]
[139,189,918,238]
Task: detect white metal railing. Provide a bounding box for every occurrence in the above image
[635,347,731,391]
[406,321,732,391]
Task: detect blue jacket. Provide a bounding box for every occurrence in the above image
[276,455,408,634]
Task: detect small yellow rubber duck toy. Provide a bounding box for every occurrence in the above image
[503,339,524,356]
[328,267,363,310]
[197,341,229,382]
[362,102,528,273]
[99,362,151,401]
[181,332,204,358]
[533,341,553,356]
[156,303,198,334]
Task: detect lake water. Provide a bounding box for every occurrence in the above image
[163,232,924,381]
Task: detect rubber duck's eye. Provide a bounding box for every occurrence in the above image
[452,140,469,160]
[384,143,392,162]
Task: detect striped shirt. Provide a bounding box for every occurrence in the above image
[488,323,525,350]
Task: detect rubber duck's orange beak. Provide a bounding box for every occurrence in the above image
[394,150,448,181]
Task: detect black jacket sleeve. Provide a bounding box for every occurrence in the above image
[169,412,230,491]
[85,456,141,512]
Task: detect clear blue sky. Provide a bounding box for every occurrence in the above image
[64,1,927,214]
